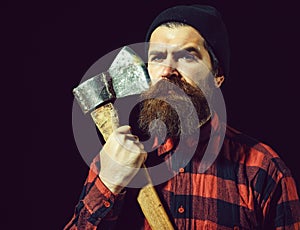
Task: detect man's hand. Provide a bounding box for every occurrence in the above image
[99,125,147,194]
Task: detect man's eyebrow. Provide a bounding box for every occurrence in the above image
[148,50,164,56]
[183,46,201,54]
[179,46,203,58]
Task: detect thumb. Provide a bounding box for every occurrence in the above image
[116,125,131,134]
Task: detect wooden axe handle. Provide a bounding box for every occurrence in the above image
[91,102,174,230]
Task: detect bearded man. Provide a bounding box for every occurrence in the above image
[65,5,300,229]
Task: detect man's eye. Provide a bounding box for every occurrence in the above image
[150,55,164,62]
[180,53,197,62]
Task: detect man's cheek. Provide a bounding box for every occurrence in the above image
[148,64,160,84]
[178,71,199,88]
[180,62,212,82]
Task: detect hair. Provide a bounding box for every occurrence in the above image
[160,22,223,77]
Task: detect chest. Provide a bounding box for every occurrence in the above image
[155,166,261,229]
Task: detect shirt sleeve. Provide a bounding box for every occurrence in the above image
[64,155,126,230]
[262,156,300,229]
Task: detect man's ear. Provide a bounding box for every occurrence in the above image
[214,75,224,88]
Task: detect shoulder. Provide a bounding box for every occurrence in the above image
[221,125,292,179]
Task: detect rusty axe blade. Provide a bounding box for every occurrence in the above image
[73,46,150,114]
[109,46,150,99]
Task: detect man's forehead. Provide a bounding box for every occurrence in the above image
[148,25,205,51]
[148,43,202,54]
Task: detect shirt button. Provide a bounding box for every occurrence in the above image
[103,201,111,208]
[178,206,185,213]
[179,168,184,173]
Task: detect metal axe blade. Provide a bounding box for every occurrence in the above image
[73,72,114,114]
[73,46,150,114]
[108,46,150,98]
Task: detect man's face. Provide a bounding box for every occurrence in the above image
[138,25,220,139]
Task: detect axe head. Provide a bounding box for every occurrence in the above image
[73,46,150,114]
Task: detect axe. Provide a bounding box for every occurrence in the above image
[73,46,174,230]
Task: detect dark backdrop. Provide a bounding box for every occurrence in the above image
[4,0,300,229]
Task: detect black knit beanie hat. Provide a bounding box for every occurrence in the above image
[146,5,230,77]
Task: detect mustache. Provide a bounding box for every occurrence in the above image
[141,77,202,99]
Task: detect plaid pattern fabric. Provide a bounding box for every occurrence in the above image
[65,115,300,229]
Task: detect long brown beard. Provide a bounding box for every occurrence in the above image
[138,77,211,140]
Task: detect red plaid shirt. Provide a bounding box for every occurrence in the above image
[65,114,300,229]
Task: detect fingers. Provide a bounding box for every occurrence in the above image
[99,125,147,193]
[115,126,139,142]
[100,125,147,172]
[110,126,145,153]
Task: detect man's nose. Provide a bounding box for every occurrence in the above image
[161,64,179,79]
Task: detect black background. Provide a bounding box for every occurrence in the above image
[3,0,300,229]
